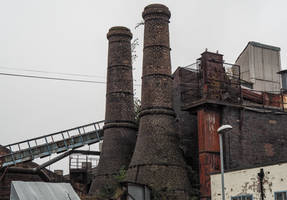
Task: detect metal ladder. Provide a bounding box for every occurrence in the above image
[0,120,104,168]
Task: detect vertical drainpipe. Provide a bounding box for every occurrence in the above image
[258,168,265,200]
[89,26,137,195]
[124,4,191,199]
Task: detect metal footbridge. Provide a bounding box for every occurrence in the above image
[0,120,104,168]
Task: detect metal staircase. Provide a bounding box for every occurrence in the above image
[0,120,104,168]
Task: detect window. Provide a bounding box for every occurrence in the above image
[127,183,151,200]
[275,191,287,200]
[231,194,253,200]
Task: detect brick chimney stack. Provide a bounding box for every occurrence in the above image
[125,4,191,199]
[89,26,137,194]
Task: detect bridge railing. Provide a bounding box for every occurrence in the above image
[0,120,105,168]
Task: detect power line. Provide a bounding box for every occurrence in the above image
[0,65,105,79]
[0,72,106,84]
[0,72,142,86]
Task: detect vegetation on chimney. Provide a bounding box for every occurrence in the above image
[134,97,141,126]
[88,165,199,200]
[89,166,127,200]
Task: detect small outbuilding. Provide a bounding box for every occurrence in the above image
[210,162,287,200]
[10,181,80,200]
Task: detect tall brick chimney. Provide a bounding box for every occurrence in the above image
[125,4,191,199]
[89,26,137,194]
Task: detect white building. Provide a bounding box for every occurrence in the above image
[211,162,287,200]
[235,41,281,92]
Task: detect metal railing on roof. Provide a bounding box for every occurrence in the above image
[180,60,242,106]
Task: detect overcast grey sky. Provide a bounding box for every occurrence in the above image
[0,0,286,173]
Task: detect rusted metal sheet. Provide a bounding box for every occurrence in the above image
[197,109,220,152]
[197,108,221,200]
[263,92,281,107]
[283,94,287,110]
[242,88,263,104]
[242,88,284,109]
[199,153,220,199]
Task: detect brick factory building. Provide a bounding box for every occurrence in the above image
[173,44,287,199]
[1,3,287,200]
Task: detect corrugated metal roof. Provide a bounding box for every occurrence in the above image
[235,41,281,63]
[249,41,281,51]
[10,181,80,200]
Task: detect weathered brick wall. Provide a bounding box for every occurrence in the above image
[0,172,43,200]
[173,52,287,199]
[173,68,198,169]
[125,4,192,199]
[174,64,287,173]
[177,68,202,105]
[89,26,137,195]
[222,107,287,170]
[0,147,44,199]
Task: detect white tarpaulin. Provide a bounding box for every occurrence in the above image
[10,181,81,200]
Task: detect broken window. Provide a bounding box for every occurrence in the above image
[231,194,253,200]
[275,191,287,200]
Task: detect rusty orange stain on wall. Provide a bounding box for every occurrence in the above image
[197,108,221,199]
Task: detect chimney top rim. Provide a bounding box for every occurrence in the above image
[142,4,171,19]
[107,26,132,39]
